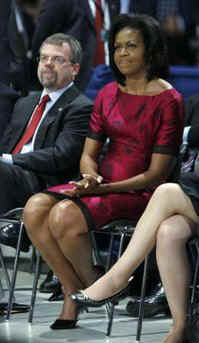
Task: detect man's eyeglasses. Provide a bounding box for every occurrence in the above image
[37,55,71,65]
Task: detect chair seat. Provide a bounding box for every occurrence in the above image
[0,208,23,221]
[98,219,137,234]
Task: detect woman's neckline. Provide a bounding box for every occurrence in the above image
[118,78,173,96]
[118,86,173,97]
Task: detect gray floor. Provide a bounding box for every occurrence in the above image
[0,247,172,343]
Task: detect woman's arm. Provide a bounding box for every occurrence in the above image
[65,137,104,195]
[89,153,174,194]
[67,152,175,197]
[80,137,104,180]
[92,153,175,195]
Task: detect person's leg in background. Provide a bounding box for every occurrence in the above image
[0,161,44,252]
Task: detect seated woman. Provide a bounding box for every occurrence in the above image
[70,176,198,343]
[23,14,184,331]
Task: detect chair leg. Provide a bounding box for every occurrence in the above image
[105,232,129,336]
[105,234,115,271]
[188,240,199,323]
[6,221,24,320]
[29,247,37,274]
[135,255,149,343]
[0,245,11,291]
[28,250,41,323]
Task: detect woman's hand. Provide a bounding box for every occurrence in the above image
[60,174,103,197]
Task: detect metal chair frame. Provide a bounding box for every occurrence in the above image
[187,237,199,326]
[29,219,149,343]
[90,219,149,342]
[0,208,36,320]
[1,209,199,343]
[0,245,12,296]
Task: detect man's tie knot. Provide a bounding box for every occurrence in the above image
[41,94,50,106]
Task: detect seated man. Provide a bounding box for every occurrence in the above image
[0,33,92,307]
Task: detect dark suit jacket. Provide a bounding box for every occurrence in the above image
[7,0,31,94]
[0,82,19,139]
[131,0,158,17]
[0,84,93,187]
[184,94,199,148]
[0,1,12,85]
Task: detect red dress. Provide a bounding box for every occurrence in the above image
[48,82,184,229]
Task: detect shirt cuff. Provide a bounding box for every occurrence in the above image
[2,154,13,164]
[183,126,191,145]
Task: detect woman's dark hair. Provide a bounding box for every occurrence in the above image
[108,14,169,85]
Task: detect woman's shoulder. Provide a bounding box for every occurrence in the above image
[146,79,172,95]
[147,79,182,101]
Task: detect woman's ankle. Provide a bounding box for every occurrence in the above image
[163,326,187,343]
[59,296,79,320]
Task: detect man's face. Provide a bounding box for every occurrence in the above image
[37,42,80,91]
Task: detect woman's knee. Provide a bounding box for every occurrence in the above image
[48,200,86,241]
[153,183,182,200]
[24,193,54,232]
[157,216,192,247]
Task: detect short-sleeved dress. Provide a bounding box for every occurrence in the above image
[47,82,184,229]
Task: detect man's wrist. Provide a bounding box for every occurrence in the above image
[183,126,191,145]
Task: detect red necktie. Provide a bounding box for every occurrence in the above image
[12,94,50,154]
[94,0,105,66]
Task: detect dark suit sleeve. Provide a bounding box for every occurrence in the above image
[0,83,19,140]
[32,0,82,57]
[12,95,93,176]
[185,94,199,147]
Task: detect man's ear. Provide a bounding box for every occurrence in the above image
[72,63,80,78]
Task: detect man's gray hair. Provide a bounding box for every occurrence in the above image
[40,33,82,64]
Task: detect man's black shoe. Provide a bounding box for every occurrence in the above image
[39,270,61,293]
[0,302,30,314]
[48,286,64,302]
[0,223,31,252]
[126,283,171,318]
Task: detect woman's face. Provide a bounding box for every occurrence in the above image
[114,27,147,78]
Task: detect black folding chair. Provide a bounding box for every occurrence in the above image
[0,208,25,319]
[187,237,199,327]
[91,219,149,342]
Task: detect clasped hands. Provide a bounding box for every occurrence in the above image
[59,173,103,197]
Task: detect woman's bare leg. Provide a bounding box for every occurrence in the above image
[156,215,195,343]
[46,199,100,319]
[80,183,198,300]
[48,199,98,288]
[24,193,97,320]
